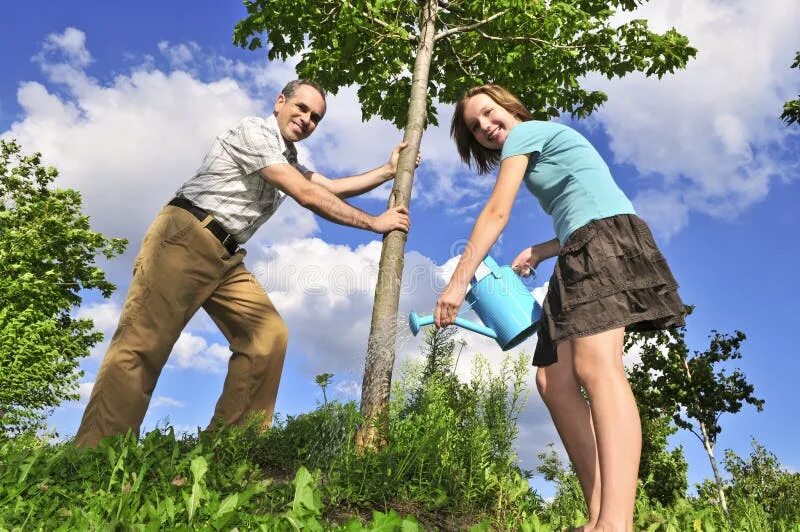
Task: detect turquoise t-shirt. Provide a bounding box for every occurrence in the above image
[500,120,635,244]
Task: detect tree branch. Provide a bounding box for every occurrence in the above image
[475,29,586,50]
[447,38,472,77]
[362,10,417,43]
[433,10,509,42]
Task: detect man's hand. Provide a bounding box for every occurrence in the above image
[370,205,410,234]
[385,142,421,177]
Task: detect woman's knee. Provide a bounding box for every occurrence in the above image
[536,364,576,406]
[570,335,625,389]
[535,367,549,398]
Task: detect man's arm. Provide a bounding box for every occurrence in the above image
[259,163,409,233]
[306,142,418,198]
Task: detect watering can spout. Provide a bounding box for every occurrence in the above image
[408,311,498,340]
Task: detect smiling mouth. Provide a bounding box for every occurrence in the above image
[487,126,500,142]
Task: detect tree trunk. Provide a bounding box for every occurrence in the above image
[356,0,438,451]
[700,420,729,516]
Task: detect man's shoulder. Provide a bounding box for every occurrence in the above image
[235,115,277,133]
[222,115,285,152]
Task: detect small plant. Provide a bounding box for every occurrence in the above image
[315,372,334,406]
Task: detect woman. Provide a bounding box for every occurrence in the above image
[435,85,685,532]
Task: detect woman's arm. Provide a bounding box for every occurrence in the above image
[511,237,561,275]
[434,154,530,328]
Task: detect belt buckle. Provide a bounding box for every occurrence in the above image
[221,233,236,251]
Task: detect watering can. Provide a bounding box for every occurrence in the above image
[409,256,542,351]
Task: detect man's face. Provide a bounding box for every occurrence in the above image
[273,85,326,142]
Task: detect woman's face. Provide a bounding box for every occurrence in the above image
[462,93,521,150]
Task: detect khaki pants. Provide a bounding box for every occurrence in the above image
[75,205,288,447]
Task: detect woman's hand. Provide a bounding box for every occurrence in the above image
[435,281,467,328]
[511,246,539,277]
[511,238,560,276]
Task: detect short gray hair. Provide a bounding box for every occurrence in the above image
[281,79,326,100]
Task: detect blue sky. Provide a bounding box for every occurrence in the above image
[2,0,799,497]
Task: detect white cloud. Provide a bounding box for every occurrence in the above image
[158,41,201,70]
[35,27,93,67]
[75,300,121,333]
[169,331,230,372]
[78,381,94,404]
[591,0,800,238]
[334,379,362,400]
[75,300,122,359]
[4,29,275,282]
[151,396,185,408]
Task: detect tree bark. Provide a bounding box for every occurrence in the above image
[356,0,438,451]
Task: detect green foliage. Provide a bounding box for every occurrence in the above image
[253,329,543,528]
[781,49,800,126]
[233,0,697,127]
[626,310,764,514]
[535,445,587,529]
[0,140,127,435]
[1,369,798,529]
[0,428,423,530]
[0,334,540,529]
[723,440,800,526]
[627,330,689,506]
[529,441,800,531]
[626,319,764,449]
[637,414,688,507]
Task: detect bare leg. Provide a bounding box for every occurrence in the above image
[571,328,640,532]
[536,341,601,528]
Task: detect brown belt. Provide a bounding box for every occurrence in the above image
[167,197,239,255]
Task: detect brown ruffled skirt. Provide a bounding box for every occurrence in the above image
[533,214,685,367]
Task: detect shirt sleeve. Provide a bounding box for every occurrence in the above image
[292,161,312,178]
[501,121,546,160]
[218,117,291,175]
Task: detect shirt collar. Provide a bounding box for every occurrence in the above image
[265,113,298,161]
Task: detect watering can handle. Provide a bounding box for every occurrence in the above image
[481,255,502,279]
[480,254,536,282]
[469,255,503,287]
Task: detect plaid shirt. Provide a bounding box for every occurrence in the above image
[175,114,310,244]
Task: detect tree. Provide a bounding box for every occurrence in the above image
[723,440,800,523]
[635,411,688,506]
[0,140,127,435]
[314,372,334,406]
[234,0,697,447]
[625,313,764,515]
[780,49,799,126]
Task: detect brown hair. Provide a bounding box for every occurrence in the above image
[281,79,326,100]
[450,84,533,174]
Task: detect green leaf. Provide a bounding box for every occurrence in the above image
[214,493,239,518]
[187,456,208,522]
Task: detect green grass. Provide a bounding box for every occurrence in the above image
[1,349,798,530]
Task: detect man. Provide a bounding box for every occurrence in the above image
[75,79,411,447]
